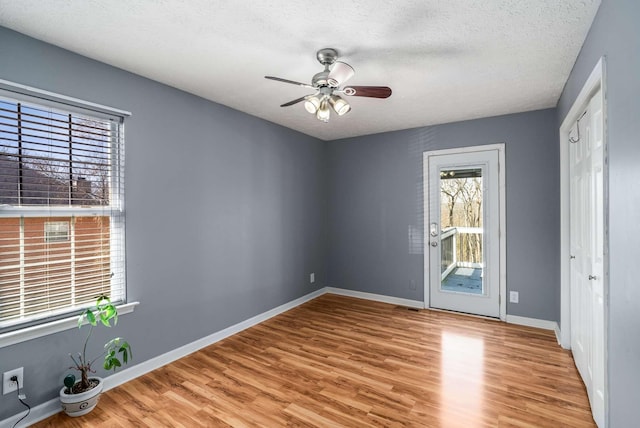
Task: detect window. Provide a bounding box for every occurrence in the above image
[44,221,70,243]
[0,84,127,332]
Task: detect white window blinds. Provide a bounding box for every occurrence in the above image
[0,88,126,331]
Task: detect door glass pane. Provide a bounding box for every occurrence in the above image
[439,168,484,295]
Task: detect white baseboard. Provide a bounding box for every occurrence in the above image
[1,288,326,427]
[1,398,60,428]
[506,314,559,332]
[555,325,568,348]
[325,287,424,309]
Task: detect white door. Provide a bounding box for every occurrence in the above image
[569,88,605,427]
[426,149,501,318]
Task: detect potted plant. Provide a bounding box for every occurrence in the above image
[59,295,132,417]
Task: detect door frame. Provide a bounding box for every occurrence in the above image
[423,144,506,321]
[559,57,608,348]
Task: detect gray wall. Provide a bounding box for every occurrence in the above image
[557,0,640,425]
[0,27,327,419]
[326,109,560,321]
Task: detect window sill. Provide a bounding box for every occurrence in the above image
[0,302,140,349]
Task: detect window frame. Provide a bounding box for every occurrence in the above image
[0,80,135,344]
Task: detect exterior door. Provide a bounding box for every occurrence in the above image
[569,87,605,427]
[426,148,501,318]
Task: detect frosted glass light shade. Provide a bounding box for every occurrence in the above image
[327,61,355,87]
[304,96,321,114]
[316,101,330,122]
[329,95,351,116]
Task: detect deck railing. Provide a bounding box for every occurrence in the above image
[440,227,483,280]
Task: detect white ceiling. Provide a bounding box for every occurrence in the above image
[0,0,600,141]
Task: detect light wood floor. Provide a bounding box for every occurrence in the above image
[34,294,596,427]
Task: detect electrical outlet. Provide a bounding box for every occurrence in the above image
[3,367,23,395]
[309,273,315,284]
[509,291,519,304]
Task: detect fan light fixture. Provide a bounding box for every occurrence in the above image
[265,48,392,123]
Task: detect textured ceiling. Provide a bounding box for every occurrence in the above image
[0,0,600,141]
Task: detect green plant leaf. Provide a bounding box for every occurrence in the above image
[100,314,111,327]
[85,309,96,326]
[96,299,118,327]
[105,337,120,349]
[104,354,122,371]
[104,304,116,318]
[119,345,129,363]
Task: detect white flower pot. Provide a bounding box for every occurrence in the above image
[59,377,104,417]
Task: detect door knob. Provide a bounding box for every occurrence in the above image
[588,274,597,280]
[431,241,438,247]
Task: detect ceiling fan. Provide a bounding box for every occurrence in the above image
[265,48,392,123]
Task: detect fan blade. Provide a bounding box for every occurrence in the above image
[265,76,314,89]
[280,95,311,107]
[327,61,355,86]
[343,86,392,98]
